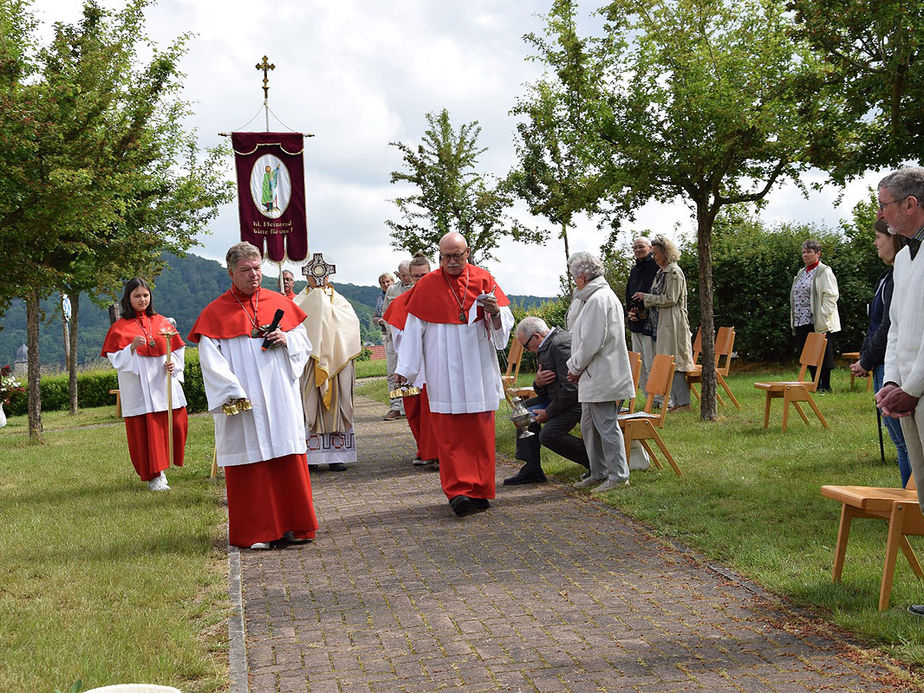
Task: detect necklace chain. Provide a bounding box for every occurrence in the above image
[136,314,157,348]
[443,267,470,323]
[231,288,261,331]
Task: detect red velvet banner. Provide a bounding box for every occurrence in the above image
[231,132,308,262]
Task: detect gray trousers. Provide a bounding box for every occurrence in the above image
[630,332,655,392]
[900,406,924,512]
[581,400,629,483]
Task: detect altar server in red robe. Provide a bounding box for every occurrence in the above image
[384,252,439,468]
[188,242,318,549]
[395,232,514,516]
[102,278,188,491]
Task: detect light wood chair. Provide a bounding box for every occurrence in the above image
[626,350,642,414]
[688,326,741,409]
[618,353,683,476]
[753,332,829,431]
[502,337,535,399]
[820,477,924,610]
[841,350,872,392]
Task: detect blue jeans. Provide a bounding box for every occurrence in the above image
[874,364,912,487]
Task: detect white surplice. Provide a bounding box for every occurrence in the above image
[396,302,513,414]
[197,325,312,467]
[106,345,187,417]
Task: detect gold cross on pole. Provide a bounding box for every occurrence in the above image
[256,56,275,100]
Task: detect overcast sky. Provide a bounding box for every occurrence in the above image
[37,0,882,296]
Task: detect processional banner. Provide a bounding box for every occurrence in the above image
[231,132,308,262]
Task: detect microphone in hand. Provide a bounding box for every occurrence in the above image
[261,309,285,350]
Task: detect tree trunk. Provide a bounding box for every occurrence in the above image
[695,201,718,421]
[562,220,574,293]
[68,293,80,415]
[26,288,43,443]
[61,293,70,373]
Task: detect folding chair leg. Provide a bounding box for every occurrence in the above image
[899,536,924,579]
[718,374,741,409]
[790,400,811,425]
[832,505,856,582]
[638,438,663,470]
[763,393,772,429]
[648,427,683,477]
[690,384,701,402]
[879,502,906,611]
[804,394,829,429]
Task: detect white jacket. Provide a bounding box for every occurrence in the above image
[790,262,841,333]
[884,246,924,398]
[566,276,635,403]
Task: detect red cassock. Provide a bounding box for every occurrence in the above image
[383,291,438,461]
[188,287,318,547]
[391,266,511,501]
[101,313,188,482]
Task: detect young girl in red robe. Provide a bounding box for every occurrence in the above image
[101,278,188,491]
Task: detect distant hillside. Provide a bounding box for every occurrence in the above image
[0,253,554,368]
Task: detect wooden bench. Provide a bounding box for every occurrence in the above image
[820,478,924,610]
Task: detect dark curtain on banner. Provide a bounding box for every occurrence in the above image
[231,132,308,262]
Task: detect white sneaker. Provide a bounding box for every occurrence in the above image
[593,478,629,493]
[249,542,271,550]
[147,473,169,491]
[573,476,605,489]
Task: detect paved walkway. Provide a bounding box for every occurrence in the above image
[237,396,919,692]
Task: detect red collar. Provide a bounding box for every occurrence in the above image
[805,261,820,272]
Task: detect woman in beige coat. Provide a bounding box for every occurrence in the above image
[633,236,695,411]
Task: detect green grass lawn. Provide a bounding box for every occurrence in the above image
[359,365,924,666]
[355,358,386,379]
[0,410,228,692]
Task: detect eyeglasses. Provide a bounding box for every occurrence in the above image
[522,333,538,348]
[440,249,468,261]
[878,198,904,210]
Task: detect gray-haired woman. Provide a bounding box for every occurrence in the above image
[789,239,840,392]
[632,235,695,411]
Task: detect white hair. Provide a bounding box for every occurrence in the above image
[568,251,604,281]
[516,316,550,340]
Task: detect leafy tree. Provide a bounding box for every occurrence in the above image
[508,28,607,289]
[531,0,834,420]
[387,108,546,264]
[0,0,231,440]
[788,0,923,176]
[676,201,882,363]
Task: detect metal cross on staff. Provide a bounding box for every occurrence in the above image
[255,55,275,131]
[302,252,336,288]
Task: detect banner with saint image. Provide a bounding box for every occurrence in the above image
[231,132,308,262]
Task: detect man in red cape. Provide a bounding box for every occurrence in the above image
[188,241,318,549]
[383,253,438,468]
[395,232,514,516]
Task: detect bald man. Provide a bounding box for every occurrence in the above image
[395,232,514,516]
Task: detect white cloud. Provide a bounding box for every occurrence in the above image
[29,1,892,297]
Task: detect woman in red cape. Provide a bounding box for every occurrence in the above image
[101,278,188,491]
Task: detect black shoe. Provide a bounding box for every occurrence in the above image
[471,498,490,511]
[909,604,924,617]
[328,463,348,472]
[503,467,547,486]
[580,470,591,481]
[449,495,478,516]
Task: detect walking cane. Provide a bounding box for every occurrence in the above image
[877,407,886,464]
[162,329,178,468]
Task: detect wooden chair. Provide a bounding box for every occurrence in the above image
[626,350,642,414]
[618,353,683,476]
[841,351,872,392]
[688,326,741,409]
[502,337,535,399]
[820,477,924,610]
[753,332,829,431]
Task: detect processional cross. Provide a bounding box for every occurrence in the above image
[256,56,275,130]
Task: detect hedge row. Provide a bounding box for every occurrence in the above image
[5,348,209,417]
